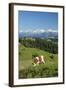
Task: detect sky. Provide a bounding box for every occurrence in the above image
[18,11,58,34]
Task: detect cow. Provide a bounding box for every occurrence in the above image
[32,55,45,66]
[39,55,45,64]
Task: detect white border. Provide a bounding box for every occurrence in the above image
[14,5,63,85]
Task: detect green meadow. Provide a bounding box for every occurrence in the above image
[19,44,58,79]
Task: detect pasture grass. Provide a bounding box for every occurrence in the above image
[19,45,58,78]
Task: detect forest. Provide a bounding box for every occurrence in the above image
[19,37,58,54]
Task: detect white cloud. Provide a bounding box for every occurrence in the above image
[19,30,23,33]
[30,29,46,34]
[19,29,58,34]
[38,29,46,33]
[19,29,31,33]
[47,29,58,33]
[39,29,45,33]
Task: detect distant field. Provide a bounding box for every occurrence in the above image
[19,44,58,79]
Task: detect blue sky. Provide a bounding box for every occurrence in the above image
[18,11,58,34]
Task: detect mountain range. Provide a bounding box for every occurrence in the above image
[19,30,58,39]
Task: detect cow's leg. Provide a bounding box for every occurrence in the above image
[42,60,45,64]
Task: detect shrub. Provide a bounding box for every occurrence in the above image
[50,54,54,59]
[19,63,58,79]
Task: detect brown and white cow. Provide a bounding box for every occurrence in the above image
[33,55,45,66]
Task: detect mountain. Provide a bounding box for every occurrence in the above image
[19,31,58,39]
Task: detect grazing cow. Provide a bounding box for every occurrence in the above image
[33,57,39,66]
[33,55,45,66]
[39,55,45,64]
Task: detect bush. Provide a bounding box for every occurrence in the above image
[19,63,58,79]
[50,54,54,59]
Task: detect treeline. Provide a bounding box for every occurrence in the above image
[19,38,58,54]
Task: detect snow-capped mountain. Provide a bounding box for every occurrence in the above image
[19,29,58,39]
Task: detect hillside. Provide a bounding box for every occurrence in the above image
[19,45,58,78]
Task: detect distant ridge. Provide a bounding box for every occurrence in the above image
[19,31,58,39]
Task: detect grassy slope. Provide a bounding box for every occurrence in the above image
[19,45,58,78]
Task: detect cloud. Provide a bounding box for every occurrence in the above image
[19,30,23,33]
[19,29,30,33]
[32,29,45,34]
[47,29,58,33]
[19,29,58,34]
